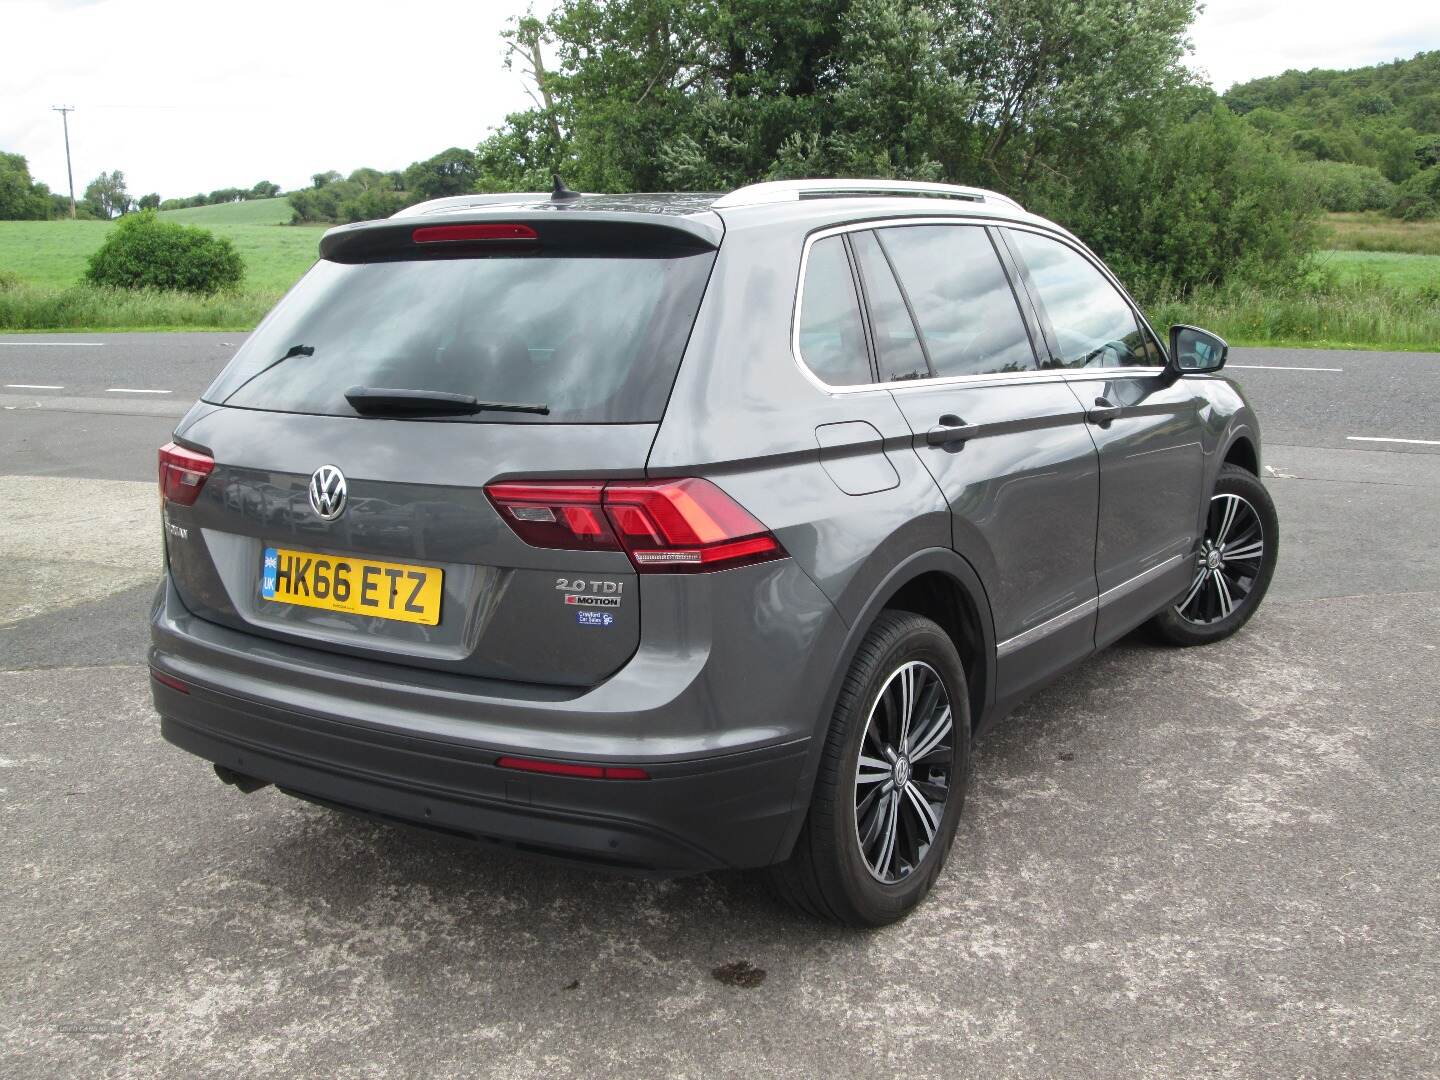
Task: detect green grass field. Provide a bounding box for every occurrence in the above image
[157,197,295,226]
[1,203,1437,344]
[1310,249,1440,295]
[0,215,321,293]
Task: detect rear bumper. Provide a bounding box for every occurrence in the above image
[156,680,806,873]
[149,572,840,873]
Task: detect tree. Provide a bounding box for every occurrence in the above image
[251,180,281,199]
[84,170,131,218]
[136,192,161,211]
[477,0,1200,193]
[311,170,342,189]
[403,147,481,199]
[0,152,53,219]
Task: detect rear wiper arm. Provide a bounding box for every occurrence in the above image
[219,343,314,404]
[344,386,550,416]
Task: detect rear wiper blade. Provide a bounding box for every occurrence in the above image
[344,386,550,416]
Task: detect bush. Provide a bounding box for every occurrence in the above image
[1390,168,1440,220]
[1033,106,1319,297]
[1294,160,1396,212]
[84,210,244,293]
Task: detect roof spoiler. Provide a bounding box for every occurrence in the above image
[319,211,722,262]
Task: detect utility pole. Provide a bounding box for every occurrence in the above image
[52,106,76,219]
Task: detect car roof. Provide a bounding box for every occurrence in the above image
[361,180,1069,256]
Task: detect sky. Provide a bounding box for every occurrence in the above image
[4,0,1439,201]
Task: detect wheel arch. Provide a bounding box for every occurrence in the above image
[769,548,997,863]
[1223,433,1259,475]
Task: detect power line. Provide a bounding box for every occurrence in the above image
[52,106,76,219]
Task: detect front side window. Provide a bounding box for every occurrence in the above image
[1006,230,1150,369]
[877,225,1038,378]
[797,236,872,386]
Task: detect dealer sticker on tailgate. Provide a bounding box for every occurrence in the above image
[261,546,443,626]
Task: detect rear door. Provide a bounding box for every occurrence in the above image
[1002,227,1206,647]
[163,217,718,688]
[850,223,1101,700]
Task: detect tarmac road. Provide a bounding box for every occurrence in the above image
[1,334,1437,1078]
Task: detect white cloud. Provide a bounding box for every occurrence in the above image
[2,0,539,198]
[1187,0,1440,92]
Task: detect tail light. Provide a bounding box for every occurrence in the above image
[159,442,214,506]
[485,478,785,574]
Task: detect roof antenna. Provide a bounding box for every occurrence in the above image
[550,173,581,204]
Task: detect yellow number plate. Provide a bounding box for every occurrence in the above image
[261,546,443,626]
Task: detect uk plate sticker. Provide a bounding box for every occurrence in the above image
[576,610,614,627]
[262,547,278,598]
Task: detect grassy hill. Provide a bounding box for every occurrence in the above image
[158,197,293,226]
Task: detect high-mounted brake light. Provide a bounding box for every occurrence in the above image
[496,756,649,780]
[484,478,785,573]
[159,442,214,506]
[412,223,539,244]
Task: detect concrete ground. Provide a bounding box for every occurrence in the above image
[1,338,1437,1078]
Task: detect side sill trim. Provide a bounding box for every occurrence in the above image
[1097,552,1189,609]
[994,553,1190,659]
[996,597,1097,659]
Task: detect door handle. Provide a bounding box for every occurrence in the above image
[1086,398,1122,427]
[925,414,978,447]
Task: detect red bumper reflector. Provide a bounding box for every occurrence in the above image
[412,223,539,244]
[151,669,190,694]
[496,756,650,781]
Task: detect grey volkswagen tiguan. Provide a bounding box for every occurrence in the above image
[150,178,1278,925]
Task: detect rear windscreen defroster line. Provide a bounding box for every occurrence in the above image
[205,249,717,424]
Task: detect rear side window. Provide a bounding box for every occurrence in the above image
[850,231,929,383]
[205,251,716,423]
[796,236,872,386]
[878,226,1038,377]
[1006,230,1150,369]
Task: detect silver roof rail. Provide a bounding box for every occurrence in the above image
[712,179,1023,212]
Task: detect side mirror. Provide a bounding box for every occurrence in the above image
[1168,324,1229,375]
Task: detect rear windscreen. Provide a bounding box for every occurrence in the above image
[205,250,717,423]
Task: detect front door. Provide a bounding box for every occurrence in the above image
[1002,228,1207,647]
[849,222,1102,702]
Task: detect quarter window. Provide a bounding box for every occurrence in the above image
[1006,230,1150,369]
[797,236,872,386]
[877,225,1038,377]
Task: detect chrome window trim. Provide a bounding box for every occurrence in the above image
[790,217,1166,396]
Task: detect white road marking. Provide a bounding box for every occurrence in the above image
[1347,436,1440,447]
[0,341,104,347]
[105,388,172,394]
[4,384,64,390]
[1229,364,1343,372]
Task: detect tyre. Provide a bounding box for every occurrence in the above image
[1148,463,1279,646]
[769,610,970,927]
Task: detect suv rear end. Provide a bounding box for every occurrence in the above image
[149,199,842,872]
